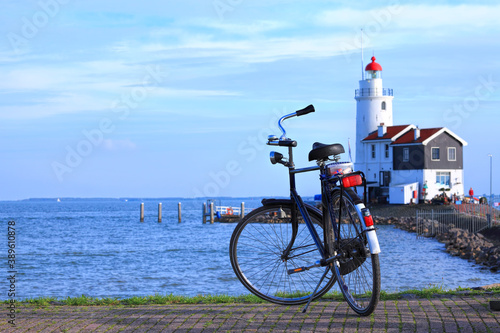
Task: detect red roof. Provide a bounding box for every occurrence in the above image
[392,128,442,144]
[365,56,382,71]
[362,125,411,141]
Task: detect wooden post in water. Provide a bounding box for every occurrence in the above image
[210,202,214,224]
[202,203,207,223]
[158,203,162,223]
[240,202,245,219]
[178,202,182,223]
[140,203,144,222]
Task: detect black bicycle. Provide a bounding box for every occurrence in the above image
[229,105,381,316]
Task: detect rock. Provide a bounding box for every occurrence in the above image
[460,252,470,260]
[374,214,500,271]
[478,283,500,290]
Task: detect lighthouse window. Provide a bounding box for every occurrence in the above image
[385,144,389,158]
[431,147,440,161]
[371,145,376,158]
[381,101,386,110]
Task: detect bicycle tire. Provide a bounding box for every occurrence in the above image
[327,188,380,316]
[230,201,336,305]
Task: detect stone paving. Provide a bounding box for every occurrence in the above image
[3,295,500,332]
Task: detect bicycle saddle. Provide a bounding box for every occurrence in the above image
[308,142,345,161]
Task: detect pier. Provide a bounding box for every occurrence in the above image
[202,200,248,223]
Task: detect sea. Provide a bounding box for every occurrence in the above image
[1,197,498,300]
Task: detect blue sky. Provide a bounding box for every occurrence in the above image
[1,0,499,200]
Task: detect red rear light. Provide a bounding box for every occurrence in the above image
[363,215,374,227]
[342,175,363,188]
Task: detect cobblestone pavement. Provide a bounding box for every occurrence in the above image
[3,296,499,332]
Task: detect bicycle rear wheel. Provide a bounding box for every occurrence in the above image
[230,201,336,305]
[327,189,380,316]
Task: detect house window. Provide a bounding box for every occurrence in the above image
[431,147,440,161]
[448,147,456,161]
[436,172,451,186]
[371,145,376,158]
[385,144,389,158]
[381,101,386,110]
[403,148,409,162]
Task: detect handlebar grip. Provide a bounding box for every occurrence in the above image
[296,104,315,117]
[278,140,297,147]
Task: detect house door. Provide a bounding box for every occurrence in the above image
[379,171,391,187]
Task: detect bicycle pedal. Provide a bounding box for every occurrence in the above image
[287,267,307,275]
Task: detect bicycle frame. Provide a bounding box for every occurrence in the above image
[285,146,326,260]
[231,105,381,315]
[280,147,369,264]
[269,111,378,269]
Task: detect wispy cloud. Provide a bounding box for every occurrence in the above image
[317,4,500,29]
[2,2,499,121]
[102,139,136,151]
[153,88,240,97]
[190,19,290,35]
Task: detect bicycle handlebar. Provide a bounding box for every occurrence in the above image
[296,104,315,117]
[275,104,315,141]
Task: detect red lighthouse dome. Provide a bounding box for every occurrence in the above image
[365,56,382,71]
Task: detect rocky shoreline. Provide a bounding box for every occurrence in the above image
[374,213,500,272]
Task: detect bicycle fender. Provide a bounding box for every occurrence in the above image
[355,203,381,254]
[261,198,293,206]
[261,199,322,216]
[365,228,381,254]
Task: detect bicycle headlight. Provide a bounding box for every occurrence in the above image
[270,151,283,164]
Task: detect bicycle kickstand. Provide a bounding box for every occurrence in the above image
[301,266,330,313]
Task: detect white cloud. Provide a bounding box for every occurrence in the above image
[192,19,290,35]
[102,139,136,151]
[0,93,110,119]
[3,2,498,121]
[317,4,500,30]
[134,34,349,65]
[152,88,241,97]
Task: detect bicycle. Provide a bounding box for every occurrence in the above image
[229,105,381,316]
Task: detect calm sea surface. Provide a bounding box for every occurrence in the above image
[0,198,498,300]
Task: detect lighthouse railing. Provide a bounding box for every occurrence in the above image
[355,88,393,97]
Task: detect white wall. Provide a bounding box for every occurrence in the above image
[357,141,393,184]
[389,182,419,204]
[392,169,465,201]
[422,169,465,200]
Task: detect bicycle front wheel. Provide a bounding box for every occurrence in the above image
[230,201,336,305]
[327,189,380,316]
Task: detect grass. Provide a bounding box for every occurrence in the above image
[5,285,500,307]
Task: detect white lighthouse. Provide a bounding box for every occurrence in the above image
[354,56,394,171]
[352,56,467,204]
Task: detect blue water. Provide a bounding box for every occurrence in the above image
[0,198,498,300]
